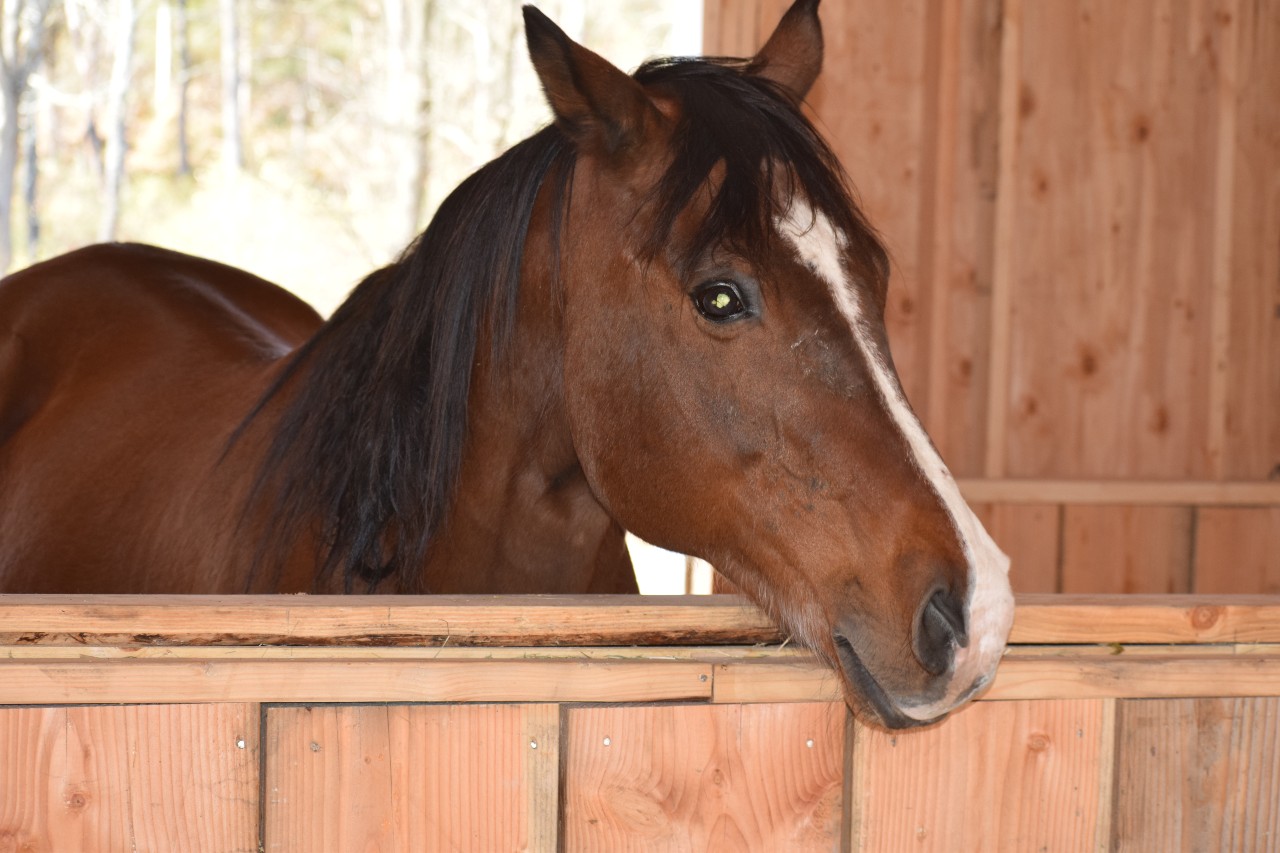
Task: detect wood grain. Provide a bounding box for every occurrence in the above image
[711,655,1280,705]
[958,478,1280,505]
[265,703,559,853]
[923,0,1003,477]
[4,594,1280,652]
[0,704,258,852]
[562,702,846,851]
[1194,507,1280,595]
[1004,0,1223,479]
[1221,0,1280,480]
[1061,505,1193,593]
[973,502,1062,592]
[851,699,1114,851]
[1112,697,1280,851]
[0,593,780,646]
[0,657,713,704]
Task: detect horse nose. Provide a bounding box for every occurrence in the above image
[914,586,969,676]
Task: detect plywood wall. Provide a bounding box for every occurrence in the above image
[705,0,1280,593]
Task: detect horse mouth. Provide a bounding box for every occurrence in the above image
[833,632,934,730]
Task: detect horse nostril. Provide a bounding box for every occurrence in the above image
[914,588,969,676]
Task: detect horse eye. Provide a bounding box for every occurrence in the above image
[693,281,748,322]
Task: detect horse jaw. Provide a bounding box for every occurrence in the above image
[776,199,1015,723]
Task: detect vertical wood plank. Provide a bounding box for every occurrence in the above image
[925,0,1003,476]
[1112,697,1280,852]
[1192,507,1280,594]
[1222,0,1280,480]
[1061,505,1192,593]
[973,502,1062,592]
[563,702,845,851]
[265,703,559,853]
[0,704,259,853]
[1206,0,1241,478]
[851,699,1114,851]
[1003,0,1224,478]
[803,1,934,412]
[984,0,1021,477]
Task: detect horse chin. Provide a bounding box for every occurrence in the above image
[832,633,936,730]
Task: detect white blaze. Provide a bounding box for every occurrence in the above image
[777,202,1015,721]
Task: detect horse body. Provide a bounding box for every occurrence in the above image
[0,239,634,594]
[0,0,1014,728]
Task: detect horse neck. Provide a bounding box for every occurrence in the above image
[416,252,638,595]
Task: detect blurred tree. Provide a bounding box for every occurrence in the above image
[220,0,242,172]
[0,0,53,271]
[99,0,135,240]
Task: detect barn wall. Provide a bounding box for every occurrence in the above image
[704,0,1280,593]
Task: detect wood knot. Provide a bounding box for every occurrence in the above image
[64,789,89,811]
[1191,605,1221,631]
[1027,733,1050,753]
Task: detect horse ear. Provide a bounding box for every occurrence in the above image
[751,0,824,101]
[523,6,658,156]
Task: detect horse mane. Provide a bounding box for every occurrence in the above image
[243,54,887,593]
[241,128,572,591]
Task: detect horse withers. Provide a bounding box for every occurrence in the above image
[0,0,1013,728]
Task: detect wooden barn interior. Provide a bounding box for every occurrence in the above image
[711,0,1279,597]
[2,1,1277,850]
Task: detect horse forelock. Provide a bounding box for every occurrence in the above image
[632,56,887,285]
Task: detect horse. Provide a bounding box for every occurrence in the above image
[0,0,1013,728]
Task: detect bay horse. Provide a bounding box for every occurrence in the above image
[0,0,1013,728]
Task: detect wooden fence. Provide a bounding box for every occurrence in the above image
[2,593,1278,851]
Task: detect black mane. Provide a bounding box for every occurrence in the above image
[244,55,886,592]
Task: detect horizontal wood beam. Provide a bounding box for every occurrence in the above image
[3,594,1280,646]
[2,649,1276,706]
[709,655,1280,704]
[0,593,781,647]
[957,478,1280,506]
[0,658,714,704]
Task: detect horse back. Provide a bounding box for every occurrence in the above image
[0,243,324,592]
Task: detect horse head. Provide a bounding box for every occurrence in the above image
[524,0,1014,728]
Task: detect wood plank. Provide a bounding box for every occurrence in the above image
[0,658,713,704]
[922,0,1003,477]
[989,655,1280,701]
[2,594,1280,651]
[1194,507,1280,595]
[1061,505,1192,593]
[265,704,559,853]
[0,593,780,646]
[973,502,1061,592]
[711,655,1280,705]
[562,703,845,851]
[1004,0,1223,478]
[805,0,934,411]
[1012,594,1280,644]
[1206,0,1242,478]
[0,704,258,852]
[984,0,1021,478]
[958,478,1280,505]
[850,699,1114,851]
[1221,0,1280,480]
[1112,697,1280,851]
